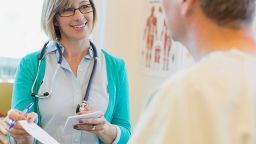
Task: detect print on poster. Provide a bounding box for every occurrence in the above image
[141,0,178,76]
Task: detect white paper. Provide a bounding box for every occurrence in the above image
[19,120,60,144]
[63,111,102,135]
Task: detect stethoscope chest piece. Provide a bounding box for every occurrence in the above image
[76,101,88,113]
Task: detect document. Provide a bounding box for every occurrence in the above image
[19,120,60,144]
[63,111,102,134]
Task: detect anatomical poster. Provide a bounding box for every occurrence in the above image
[141,0,178,77]
[141,0,194,77]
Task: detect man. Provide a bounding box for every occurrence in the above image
[130,0,256,144]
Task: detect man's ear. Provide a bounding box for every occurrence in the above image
[180,0,196,16]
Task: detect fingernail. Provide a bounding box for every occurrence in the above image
[74,125,78,129]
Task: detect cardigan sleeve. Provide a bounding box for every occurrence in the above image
[111,60,131,144]
[12,53,38,113]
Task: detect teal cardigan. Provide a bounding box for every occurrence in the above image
[11,50,131,143]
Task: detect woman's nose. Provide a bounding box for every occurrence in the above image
[73,9,84,20]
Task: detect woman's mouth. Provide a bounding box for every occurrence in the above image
[72,23,87,31]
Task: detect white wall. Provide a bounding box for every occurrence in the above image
[0,0,47,58]
[91,0,106,49]
[0,0,105,58]
[103,0,145,126]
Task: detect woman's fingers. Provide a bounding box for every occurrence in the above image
[9,126,29,136]
[7,109,26,121]
[73,111,106,133]
[74,123,104,132]
[12,122,24,130]
[73,123,91,131]
[79,115,105,125]
[26,112,38,123]
[74,115,106,133]
[6,110,38,139]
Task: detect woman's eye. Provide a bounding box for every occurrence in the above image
[63,8,74,12]
[80,5,91,9]
[81,5,89,8]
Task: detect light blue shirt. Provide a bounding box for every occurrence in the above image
[37,42,120,144]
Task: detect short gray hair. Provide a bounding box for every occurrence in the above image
[199,0,256,28]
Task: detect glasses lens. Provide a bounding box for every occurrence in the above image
[59,7,74,17]
[79,4,93,14]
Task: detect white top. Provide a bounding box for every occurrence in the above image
[129,49,256,144]
[38,42,109,144]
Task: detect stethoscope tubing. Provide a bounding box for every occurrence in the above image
[31,41,98,103]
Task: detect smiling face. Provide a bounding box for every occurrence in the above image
[55,0,94,41]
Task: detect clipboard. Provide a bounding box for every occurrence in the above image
[63,111,102,135]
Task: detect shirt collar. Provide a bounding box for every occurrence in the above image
[45,41,98,60]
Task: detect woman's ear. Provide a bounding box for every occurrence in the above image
[180,0,196,16]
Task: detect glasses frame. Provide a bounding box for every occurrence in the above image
[57,4,94,17]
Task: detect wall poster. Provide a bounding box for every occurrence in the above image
[141,0,194,77]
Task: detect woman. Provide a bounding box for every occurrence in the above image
[7,0,131,143]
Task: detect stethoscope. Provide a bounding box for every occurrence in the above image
[31,41,98,113]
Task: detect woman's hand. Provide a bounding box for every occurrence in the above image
[74,111,117,144]
[5,109,37,144]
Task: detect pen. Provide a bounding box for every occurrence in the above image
[8,102,34,129]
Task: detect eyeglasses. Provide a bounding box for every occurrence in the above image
[57,4,94,17]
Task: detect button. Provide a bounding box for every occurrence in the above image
[72,134,80,143]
